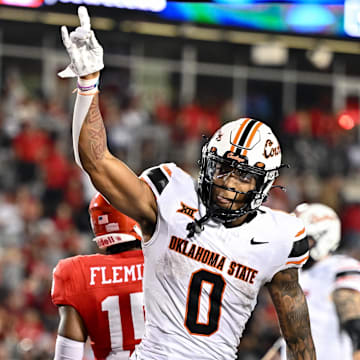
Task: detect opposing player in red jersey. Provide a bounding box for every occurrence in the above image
[51,193,144,360]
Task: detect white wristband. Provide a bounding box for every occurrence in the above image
[77,76,99,95]
[54,335,84,360]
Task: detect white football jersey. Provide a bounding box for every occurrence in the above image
[133,163,308,360]
[281,254,360,360]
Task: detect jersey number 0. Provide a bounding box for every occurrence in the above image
[185,269,226,336]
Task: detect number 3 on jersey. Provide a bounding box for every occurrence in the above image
[101,292,145,352]
[185,269,226,336]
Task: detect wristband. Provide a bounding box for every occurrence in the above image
[77,76,99,95]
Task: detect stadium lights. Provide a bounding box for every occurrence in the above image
[306,43,333,69]
[338,113,357,130]
[251,41,288,66]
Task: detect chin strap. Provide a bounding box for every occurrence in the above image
[187,207,261,237]
[186,212,212,238]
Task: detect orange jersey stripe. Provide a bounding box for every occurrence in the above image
[286,254,309,265]
[230,118,251,153]
[162,165,172,177]
[242,122,263,156]
[295,227,306,238]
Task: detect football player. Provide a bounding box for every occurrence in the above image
[277,203,360,360]
[58,7,316,359]
[51,193,144,360]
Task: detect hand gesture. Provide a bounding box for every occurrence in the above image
[58,6,104,78]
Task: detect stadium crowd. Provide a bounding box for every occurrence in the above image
[0,65,359,359]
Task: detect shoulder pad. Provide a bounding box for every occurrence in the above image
[51,257,82,306]
[140,163,175,197]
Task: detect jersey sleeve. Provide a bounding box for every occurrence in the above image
[284,224,309,269]
[51,258,78,307]
[140,163,190,220]
[333,257,360,293]
[140,163,174,199]
[277,216,310,273]
[140,163,196,244]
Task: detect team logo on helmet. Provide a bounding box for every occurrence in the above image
[225,152,247,164]
[263,139,281,159]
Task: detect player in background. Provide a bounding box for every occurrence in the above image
[276,203,360,360]
[51,193,144,360]
[58,7,316,359]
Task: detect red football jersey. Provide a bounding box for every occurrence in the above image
[51,250,144,360]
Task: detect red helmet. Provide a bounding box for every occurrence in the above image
[89,193,142,249]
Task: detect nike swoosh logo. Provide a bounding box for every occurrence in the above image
[250,238,269,245]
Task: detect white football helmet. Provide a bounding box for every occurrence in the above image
[294,203,341,261]
[198,117,283,223]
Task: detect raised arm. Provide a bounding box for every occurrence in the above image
[77,81,157,236]
[59,7,156,236]
[333,288,360,360]
[267,268,316,360]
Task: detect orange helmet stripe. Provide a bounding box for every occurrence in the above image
[230,118,251,153]
[242,122,263,156]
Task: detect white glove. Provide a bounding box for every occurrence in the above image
[58,6,104,78]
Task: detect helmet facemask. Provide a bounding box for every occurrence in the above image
[198,145,279,223]
[187,118,283,237]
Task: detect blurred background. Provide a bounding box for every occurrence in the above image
[1,0,360,358]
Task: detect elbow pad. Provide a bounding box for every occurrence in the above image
[72,76,99,169]
[343,318,360,351]
[54,335,84,360]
